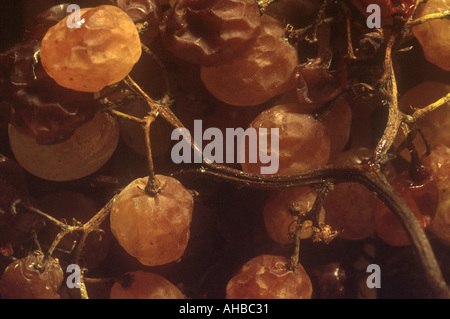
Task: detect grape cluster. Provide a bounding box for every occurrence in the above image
[0,0,449,300]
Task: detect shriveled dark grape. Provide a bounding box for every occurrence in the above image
[112,0,163,41]
[0,40,45,97]
[0,254,63,299]
[9,77,97,145]
[295,49,347,106]
[160,0,262,67]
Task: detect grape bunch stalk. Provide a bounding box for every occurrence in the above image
[0,0,450,299]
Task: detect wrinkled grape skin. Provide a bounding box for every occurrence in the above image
[241,103,331,175]
[110,271,184,299]
[8,111,120,182]
[263,187,324,244]
[226,255,312,299]
[110,175,193,266]
[9,78,97,145]
[160,0,262,67]
[200,15,299,106]
[40,5,142,92]
[412,0,450,71]
[0,255,63,299]
[0,40,45,97]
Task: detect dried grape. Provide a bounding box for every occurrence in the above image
[160,0,262,67]
[40,5,142,92]
[241,103,331,175]
[9,77,96,145]
[226,255,312,299]
[0,254,63,299]
[200,15,299,106]
[8,111,119,181]
[110,175,193,266]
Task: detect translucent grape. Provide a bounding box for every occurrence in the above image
[8,111,120,181]
[0,254,63,299]
[110,175,193,266]
[40,5,142,92]
[241,103,331,175]
[412,0,450,71]
[160,0,262,67]
[263,187,325,244]
[226,255,312,299]
[110,270,184,299]
[200,15,300,106]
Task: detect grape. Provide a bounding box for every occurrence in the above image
[159,0,262,67]
[321,97,353,161]
[324,148,377,240]
[112,0,162,42]
[9,77,97,145]
[295,49,348,106]
[110,175,193,266]
[110,270,184,299]
[0,254,63,299]
[24,4,70,41]
[0,39,45,97]
[200,15,300,106]
[8,111,120,181]
[263,187,325,244]
[37,191,110,269]
[374,171,438,246]
[412,0,450,71]
[395,82,450,161]
[40,5,142,92]
[0,154,30,227]
[241,103,331,175]
[225,255,312,299]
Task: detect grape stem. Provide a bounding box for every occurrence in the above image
[173,162,449,299]
[405,10,450,28]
